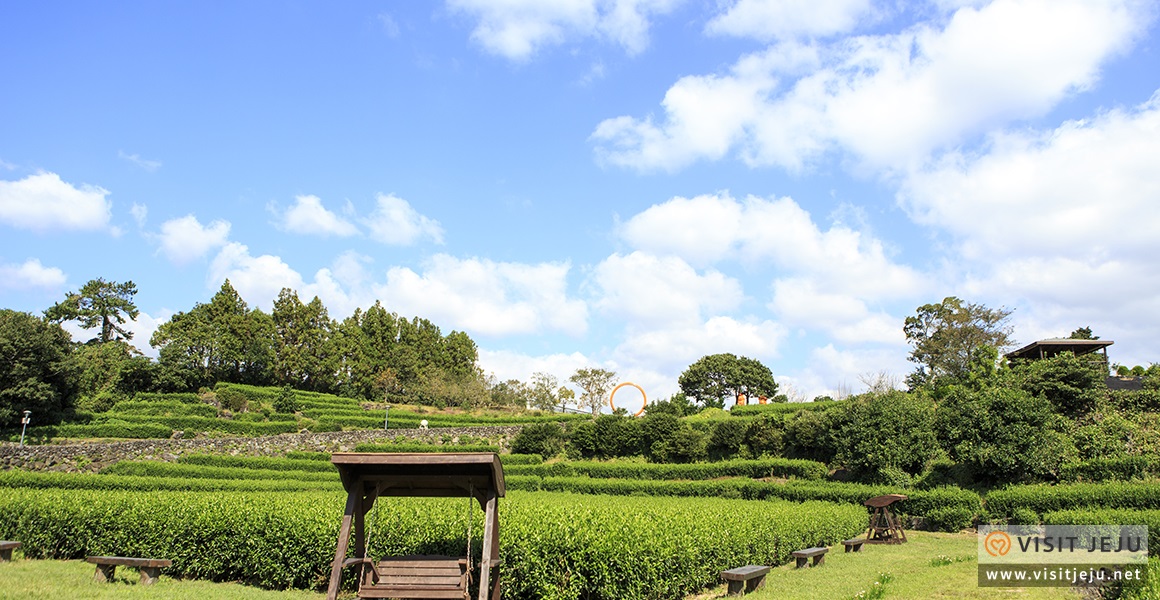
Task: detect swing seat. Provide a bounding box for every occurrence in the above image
[346,555,469,599]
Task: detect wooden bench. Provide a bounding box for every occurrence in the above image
[721,565,770,595]
[0,541,20,562]
[842,538,867,553]
[791,547,828,568]
[86,556,172,585]
[344,555,497,599]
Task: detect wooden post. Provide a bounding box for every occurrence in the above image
[326,490,359,600]
[477,492,498,600]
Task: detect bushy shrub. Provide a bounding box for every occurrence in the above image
[935,385,1074,484]
[1060,456,1158,482]
[835,391,938,481]
[650,427,708,463]
[923,506,974,532]
[273,385,298,414]
[742,415,784,458]
[708,419,748,459]
[511,423,565,458]
[1012,351,1107,417]
[985,482,1160,520]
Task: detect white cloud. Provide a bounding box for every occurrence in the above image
[768,278,903,344]
[0,172,113,232]
[0,258,67,291]
[610,316,787,379]
[156,215,231,265]
[117,150,162,172]
[477,348,593,388]
[591,251,744,326]
[620,192,926,298]
[900,92,1160,262]
[208,242,305,311]
[594,0,1151,172]
[375,254,587,336]
[364,193,444,246]
[448,0,679,61]
[706,0,873,40]
[130,203,148,228]
[279,195,359,237]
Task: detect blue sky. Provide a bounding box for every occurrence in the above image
[2,0,1159,405]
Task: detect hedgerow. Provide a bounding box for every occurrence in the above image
[0,470,339,493]
[178,454,338,473]
[110,400,219,417]
[131,392,201,403]
[504,458,827,481]
[1042,509,1160,557]
[0,488,864,599]
[100,461,339,483]
[353,443,500,453]
[282,451,544,465]
[1060,456,1160,482]
[728,402,839,417]
[506,476,979,531]
[20,421,174,440]
[985,482,1160,520]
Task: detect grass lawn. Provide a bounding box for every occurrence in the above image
[692,531,1082,600]
[0,556,327,600]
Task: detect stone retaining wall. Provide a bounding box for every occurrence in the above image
[0,426,523,473]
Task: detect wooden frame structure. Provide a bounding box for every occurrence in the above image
[864,494,907,544]
[325,453,505,600]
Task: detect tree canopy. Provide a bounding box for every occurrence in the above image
[0,309,77,426]
[45,278,139,343]
[903,296,1013,389]
[570,367,618,415]
[677,353,778,409]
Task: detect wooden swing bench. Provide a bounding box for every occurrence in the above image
[326,453,505,600]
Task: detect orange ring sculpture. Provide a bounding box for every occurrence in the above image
[609,382,648,417]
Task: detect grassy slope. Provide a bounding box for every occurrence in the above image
[693,532,1079,600]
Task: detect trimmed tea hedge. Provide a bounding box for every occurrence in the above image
[728,402,839,417]
[504,458,827,481]
[0,469,339,493]
[101,461,339,483]
[986,482,1160,520]
[0,488,864,599]
[507,476,979,531]
[1060,456,1160,482]
[179,454,338,473]
[1042,509,1160,557]
[353,443,501,453]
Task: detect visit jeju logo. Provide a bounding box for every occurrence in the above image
[985,531,1013,557]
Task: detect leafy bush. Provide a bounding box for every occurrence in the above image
[511,423,566,458]
[834,391,938,481]
[922,506,974,532]
[1060,456,1159,482]
[273,385,298,414]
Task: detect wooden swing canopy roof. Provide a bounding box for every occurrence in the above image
[330,452,506,499]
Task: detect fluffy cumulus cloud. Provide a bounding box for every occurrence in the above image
[364,193,444,246]
[0,258,67,291]
[620,192,926,297]
[611,316,787,380]
[278,195,358,237]
[448,0,679,60]
[208,242,305,311]
[593,0,1151,172]
[705,0,874,41]
[591,251,744,326]
[768,278,903,344]
[900,92,1160,262]
[477,348,594,387]
[376,254,588,337]
[0,172,114,232]
[156,215,231,265]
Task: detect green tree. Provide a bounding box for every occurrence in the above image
[0,309,77,426]
[528,372,563,411]
[45,278,139,343]
[71,339,155,411]
[489,378,530,407]
[935,385,1073,484]
[903,296,1014,389]
[271,289,334,391]
[151,280,274,389]
[835,390,939,483]
[1069,326,1098,340]
[677,353,778,409]
[569,367,618,416]
[1012,351,1107,417]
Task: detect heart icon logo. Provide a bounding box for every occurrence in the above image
[985,531,1012,557]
